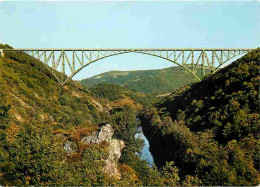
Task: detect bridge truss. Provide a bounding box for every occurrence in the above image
[0,48,252,85]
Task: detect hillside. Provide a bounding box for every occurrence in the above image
[81,66,211,95]
[141,49,260,185]
[0,44,107,127]
[0,44,125,185]
[0,44,183,186]
[1,43,258,186]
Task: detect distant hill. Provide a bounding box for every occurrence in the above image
[81,66,211,95]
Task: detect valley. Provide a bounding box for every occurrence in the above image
[0,43,259,186]
[1,0,259,185]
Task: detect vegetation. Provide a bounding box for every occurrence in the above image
[0,44,108,128]
[89,83,124,101]
[89,83,158,107]
[0,44,116,185]
[0,44,180,185]
[141,49,260,185]
[1,43,259,186]
[81,66,211,95]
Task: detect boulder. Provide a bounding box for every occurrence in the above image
[63,141,77,154]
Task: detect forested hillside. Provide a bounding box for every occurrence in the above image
[0,44,106,127]
[141,49,260,185]
[0,44,182,186]
[1,43,258,186]
[81,66,211,95]
[88,83,158,107]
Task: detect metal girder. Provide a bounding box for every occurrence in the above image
[0,48,253,85]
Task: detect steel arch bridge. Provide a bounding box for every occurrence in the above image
[0,48,253,85]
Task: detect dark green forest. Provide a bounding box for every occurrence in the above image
[141,49,260,185]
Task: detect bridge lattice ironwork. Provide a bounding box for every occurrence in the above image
[0,48,253,85]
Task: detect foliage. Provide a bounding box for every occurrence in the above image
[0,44,129,185]
[81,66,210,95]
[106,105,180,185]
[141,49,260,185]
[0,46,106,128]
[0,43,181,185]
[89,82,158,106]
[0,123,112,185]
[157,49,260,143]
[89,83,124,101]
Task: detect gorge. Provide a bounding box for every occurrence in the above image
[0,44,259,186]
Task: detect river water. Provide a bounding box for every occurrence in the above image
[135,126,154,167]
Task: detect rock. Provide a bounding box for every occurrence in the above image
[78,124,125,178]
[97,124,114,143]
[109,139,125,161]
[81,131,98,144]
[63,141,77,154]
[104,139,125,178]
[80,124,114,144]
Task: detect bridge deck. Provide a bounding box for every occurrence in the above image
[1,48,253,51]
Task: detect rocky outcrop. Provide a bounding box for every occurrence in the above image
[62,124,125,177]
[104,139,125,177]
[80,124,125,178]
[81,124,114,144]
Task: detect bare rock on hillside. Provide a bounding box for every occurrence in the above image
[81,124,114,144]
[80,124,124,178]
[64,141,77,154]
[104,139,125,178]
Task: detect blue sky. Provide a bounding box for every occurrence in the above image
[0,1,259,80]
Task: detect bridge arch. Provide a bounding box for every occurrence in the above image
[65,51,201,86]
[1,48,252,85]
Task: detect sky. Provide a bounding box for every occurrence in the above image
[0,0,259,80]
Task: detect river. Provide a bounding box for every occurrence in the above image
[135,126,154,167]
